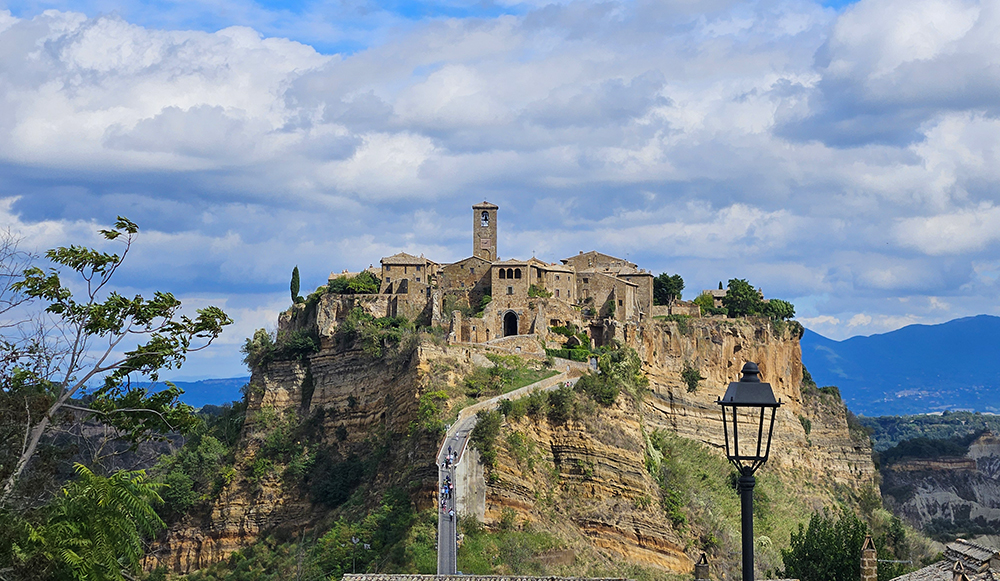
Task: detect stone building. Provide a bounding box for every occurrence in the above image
[372,202,670,346]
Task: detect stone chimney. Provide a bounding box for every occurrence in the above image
[861,535,877,581]
[694,552,710,580]
[952,560,969,581]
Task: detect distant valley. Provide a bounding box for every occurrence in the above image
[801,314,1000,416]
[156,376,249,408]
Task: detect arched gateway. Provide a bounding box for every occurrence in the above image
[503,311,518,337]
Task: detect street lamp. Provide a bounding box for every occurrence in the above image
[717,362,782,581]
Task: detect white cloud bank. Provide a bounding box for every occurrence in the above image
[3,0,1000,376]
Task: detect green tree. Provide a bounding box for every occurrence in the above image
[781,510,869,581]
[693,292,715,314]
[765,298,796,320]
[1,217,232,504]
[653,273,684,306]
[2,463,166,581]
[722,278,763,317]
[290,265,301,303]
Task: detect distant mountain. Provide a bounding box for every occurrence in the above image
[155,377,249,408]
[801,315,1000,416]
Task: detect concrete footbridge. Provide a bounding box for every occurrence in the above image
[435,364,584,575]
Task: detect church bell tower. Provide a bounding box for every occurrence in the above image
[472,201,498,261]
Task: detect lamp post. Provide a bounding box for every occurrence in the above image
[717,362,782,581]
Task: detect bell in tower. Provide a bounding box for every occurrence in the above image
[472,201,498,262]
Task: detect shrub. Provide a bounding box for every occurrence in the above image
[469,409,503,469]
[680,361,703,393]
[545,348,590,362]
[527,284,552,298]
[546,383,575,423]
[693,292,715,314]
[241,328,277,369]
[799,415,812,435]
[328,271,380,294]
[574,373,619,406]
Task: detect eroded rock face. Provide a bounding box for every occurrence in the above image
[480,318,876,575]
[883,431,1000,534]
[149,317,876,576]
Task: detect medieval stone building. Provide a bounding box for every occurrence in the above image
[352,202,662,350]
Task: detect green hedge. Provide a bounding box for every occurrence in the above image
[545,348,590,362]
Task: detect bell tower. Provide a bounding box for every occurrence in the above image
[472,201,498,261]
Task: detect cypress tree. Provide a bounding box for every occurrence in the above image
[291,266,300,302]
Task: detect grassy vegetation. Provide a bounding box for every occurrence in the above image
[464,353,556,398]
[457,518,561,575]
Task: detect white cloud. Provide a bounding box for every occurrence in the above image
[3,0,1000,375]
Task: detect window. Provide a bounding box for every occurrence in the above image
[514,269,521,279]
[460,282,465,288]
[556,275,560,281]
[507,286,513,295]
[583,278,589,284]
[386,277,391,283]
[499,269,506,279]
[416,277,420,282]
[555,289,560,297]
[416,265,422,272]
[618,300,623,306]
[481,211,489,227]
[386,265,391,272]
[470,268,475,274]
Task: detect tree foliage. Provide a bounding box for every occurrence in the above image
[0,217,232,504]
[1,464,165,581]
[653,273,684,306]
[327,271,380,295]
[765,298,796,320]
[290,266,301,303]
[781,510,908,581]
[680,360,703,393]
[722,278,763,317]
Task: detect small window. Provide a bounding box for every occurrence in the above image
[386,265,391,272]
[514,269,521,279]
[555,289,560,298]
[386,277,391,283]
[416,265,422,272]
[507,286,513,295]
[470,268,475,275]
[416,277,420,282]
[556,275,560,281]
[583,278,589,284]
[618,300,623,306]
[460,282,465,288]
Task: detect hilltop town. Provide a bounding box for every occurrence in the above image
[329,201,698,351]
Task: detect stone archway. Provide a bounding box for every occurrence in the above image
[503,311,518,337]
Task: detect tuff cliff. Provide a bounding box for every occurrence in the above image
[882,431,1000,537]
[149,297,876,577]
[479,318,876,578]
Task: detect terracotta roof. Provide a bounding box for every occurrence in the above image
[472,200,499,209]
[494,258,528,265]
[381,252,428,265]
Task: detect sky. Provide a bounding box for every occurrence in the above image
[2,0,1000,380]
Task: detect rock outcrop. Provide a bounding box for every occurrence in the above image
[149,309,876,576]
[883,431,1000,535]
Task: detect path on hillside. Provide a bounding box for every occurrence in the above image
[436,364,583,575]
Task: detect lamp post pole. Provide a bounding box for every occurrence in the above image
[739,472,755,581]
[717,362,782,581]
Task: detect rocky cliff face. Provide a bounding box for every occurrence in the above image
[151,310,876,576]
[883,431,1000,536]
[480,318,876,577]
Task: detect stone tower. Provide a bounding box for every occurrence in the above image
[472,201,498,261]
